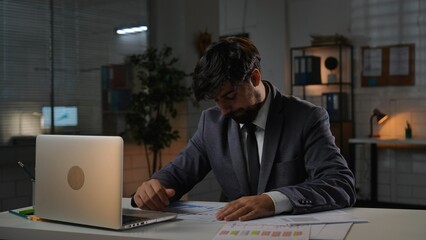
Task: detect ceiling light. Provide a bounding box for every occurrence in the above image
[116,26,148,35]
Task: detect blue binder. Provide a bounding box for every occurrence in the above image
[294,56,321,85]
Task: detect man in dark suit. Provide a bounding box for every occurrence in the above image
[132,37,356,221]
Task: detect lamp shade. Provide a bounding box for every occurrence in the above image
[369,108,389,138]
[373,109,389,124]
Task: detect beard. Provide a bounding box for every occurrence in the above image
[224,84,265,124]
[227,102,263,124]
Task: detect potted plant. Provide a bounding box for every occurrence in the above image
[125,46,193,177]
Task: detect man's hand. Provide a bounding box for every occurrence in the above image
[132,179,176,211]
[216,194,275,221]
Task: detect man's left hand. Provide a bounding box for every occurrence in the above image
[216,194,275,221]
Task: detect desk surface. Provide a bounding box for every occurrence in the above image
[1,199,426,240]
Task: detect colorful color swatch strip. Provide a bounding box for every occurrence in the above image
[213,223,310,240]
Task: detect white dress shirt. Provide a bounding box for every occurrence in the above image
[239,83,293,214]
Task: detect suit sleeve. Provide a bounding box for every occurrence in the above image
[150,111,212,202]
[277,106,356,214]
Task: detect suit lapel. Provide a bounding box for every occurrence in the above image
[228,120,251,195]
[258,85,285,193]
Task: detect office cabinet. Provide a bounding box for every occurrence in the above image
[290,44,354,160]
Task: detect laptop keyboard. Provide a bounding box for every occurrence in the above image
[122,215,149,225]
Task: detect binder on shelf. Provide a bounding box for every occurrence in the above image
[322,92,348,122]
[102,90,109,111]
[101,66,110,91]
[110,65,129,88]
[294,56,321,85]
[109,89,131,112]
[101,64,132,89]
[101,64,133,112]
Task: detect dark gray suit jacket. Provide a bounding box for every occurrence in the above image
[153,81,356,214]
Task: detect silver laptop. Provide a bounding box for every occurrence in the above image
[34,134,177,230]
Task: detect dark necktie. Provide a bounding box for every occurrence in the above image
[245,123,260,195]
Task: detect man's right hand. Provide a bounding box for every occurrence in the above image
[132,179,176,211]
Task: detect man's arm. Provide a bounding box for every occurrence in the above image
[277,106,356,214]
[132,179,176,211]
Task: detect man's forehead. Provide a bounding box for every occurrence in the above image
[207,81,233,99]
[218,81,233,91]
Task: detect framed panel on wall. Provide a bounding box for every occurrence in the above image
[361,43,415,86]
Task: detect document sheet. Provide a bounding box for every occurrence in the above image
[166,201,366,240]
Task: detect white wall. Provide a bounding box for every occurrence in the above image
[220,0,287,91]
[351,0,426,139]
[350,0,426,205]
[287,0,352,47]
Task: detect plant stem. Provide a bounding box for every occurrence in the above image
[144,144,152,178]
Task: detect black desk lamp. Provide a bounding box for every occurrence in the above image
[369,108,389,138]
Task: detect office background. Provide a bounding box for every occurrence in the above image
[1,0,425,212]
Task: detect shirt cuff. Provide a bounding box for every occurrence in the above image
[264,191,293,214]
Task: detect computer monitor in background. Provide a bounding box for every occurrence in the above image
[41,106,78,129]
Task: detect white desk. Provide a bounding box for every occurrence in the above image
[1,199,426,240]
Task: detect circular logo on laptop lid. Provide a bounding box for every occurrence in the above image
[67,166,85,190]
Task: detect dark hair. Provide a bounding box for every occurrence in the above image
[192,37,261,101]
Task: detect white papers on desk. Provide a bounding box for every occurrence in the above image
[246,209,367,225]
[167,202,364,240]
[167,202,367,226]
[212,223,352,240]
[213,223,310,240]
[166,201,225,223]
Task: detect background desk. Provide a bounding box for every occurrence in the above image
[1,199,426,240]
[349,138,426,207]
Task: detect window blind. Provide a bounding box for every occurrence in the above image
[0,0,147,145]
